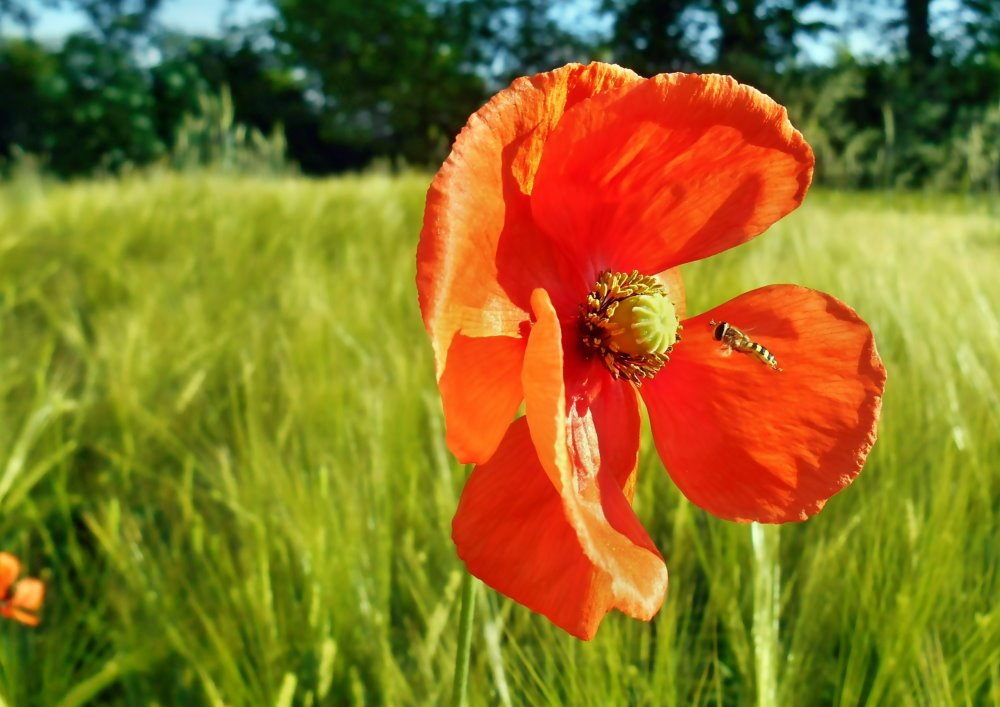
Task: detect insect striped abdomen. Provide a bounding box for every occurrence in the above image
[749,342,779,369]
[710,320,781,371]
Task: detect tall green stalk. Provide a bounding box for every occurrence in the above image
[752,523,781,707]
[451,568,478,707]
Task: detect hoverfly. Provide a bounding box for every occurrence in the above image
[710,320,781,371]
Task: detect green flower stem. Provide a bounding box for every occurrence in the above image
[752,522,781,707]
[451,568,478,707]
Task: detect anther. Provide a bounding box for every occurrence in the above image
[578,270,682,384]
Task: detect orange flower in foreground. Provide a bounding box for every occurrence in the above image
[0,552,44,626]
[417,63,885,640]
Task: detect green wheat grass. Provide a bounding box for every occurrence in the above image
[0,173,997,705]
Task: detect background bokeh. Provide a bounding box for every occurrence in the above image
[1,1,998,705]
[1,0,998,188]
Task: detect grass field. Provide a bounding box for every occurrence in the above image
[0,172,998,706]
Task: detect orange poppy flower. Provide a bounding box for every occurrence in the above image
[0,552,44,626]
[417,63,885,640]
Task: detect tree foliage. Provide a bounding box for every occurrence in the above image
[271,0,484,165]
[0,0,997,188]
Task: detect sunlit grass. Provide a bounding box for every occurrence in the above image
[1,173,997,705]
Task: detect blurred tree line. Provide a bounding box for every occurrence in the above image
[1,0,997,189]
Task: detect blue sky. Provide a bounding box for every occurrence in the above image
[13,0,952,65]
[20,0,274,40]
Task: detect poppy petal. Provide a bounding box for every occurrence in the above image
[522,288,666,623]
[530,73,814,276]
[419,63,644,462]
[641,285,885,522]
[438,334,526,463]
[452,417,617,640]
[417,62,643,363]
[12,578,44,612]
[6,607,40,626]
[0,553,19,595]
[657,267,687,320]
